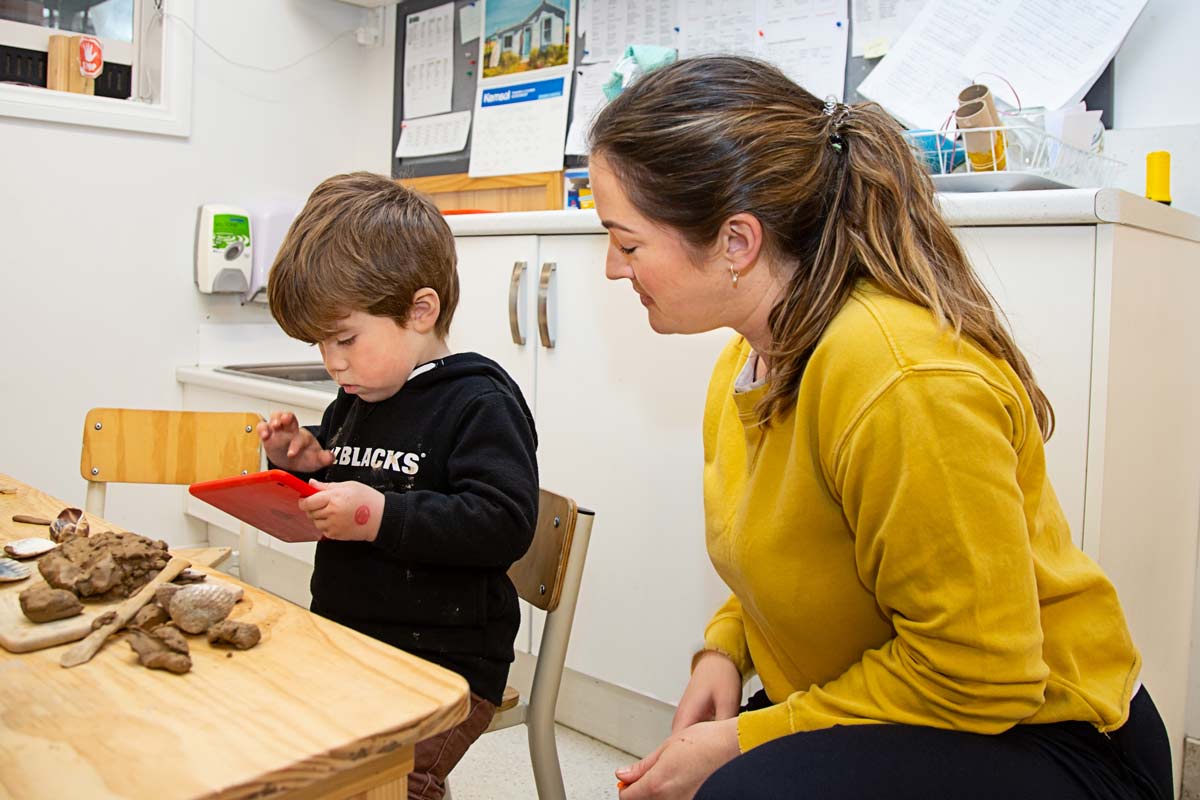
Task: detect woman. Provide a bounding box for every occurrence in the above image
[588,56,1172,800]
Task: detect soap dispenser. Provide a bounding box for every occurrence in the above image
[195,204,253,293]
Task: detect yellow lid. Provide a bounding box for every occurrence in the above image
[1146,151,1172,203]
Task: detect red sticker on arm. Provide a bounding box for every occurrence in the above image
[354,505,370,525]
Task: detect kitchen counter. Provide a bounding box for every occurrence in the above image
[0,474,468,800]
[176,366,335,411]
[443,188,1200,242]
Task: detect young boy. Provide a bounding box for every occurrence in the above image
[260,172,539,800]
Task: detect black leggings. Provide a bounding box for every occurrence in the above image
[696,686,1173,800]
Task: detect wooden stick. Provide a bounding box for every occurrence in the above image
[12,515,51,525]
[60,555,190,668]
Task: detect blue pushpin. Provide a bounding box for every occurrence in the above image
[674,26,680,32]
[836,20,843,27]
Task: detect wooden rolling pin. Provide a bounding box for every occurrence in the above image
[60,555,190,668]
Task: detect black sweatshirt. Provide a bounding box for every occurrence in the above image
[280,353,538,705]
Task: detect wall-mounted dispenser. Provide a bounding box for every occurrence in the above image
[195,204,253,294]
[244,202,300,305]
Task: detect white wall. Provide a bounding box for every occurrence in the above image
[1114,0,1200,129]
[0,0,394,541]
[1108,0,1200,216]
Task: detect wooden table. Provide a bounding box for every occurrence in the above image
[0,474,469,800]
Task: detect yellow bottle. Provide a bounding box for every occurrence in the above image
[1146,151,1172,205]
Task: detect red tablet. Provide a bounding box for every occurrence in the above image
[188,469,323,543]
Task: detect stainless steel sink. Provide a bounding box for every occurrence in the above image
[217,362,338,392]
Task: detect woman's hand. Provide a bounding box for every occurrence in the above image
[672,651,743,733]
[298,480,384,541]
[616,718,740,799]
[257,412,333,474]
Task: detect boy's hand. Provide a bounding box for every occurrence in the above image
[257,412,333,474]
[299,480,384,542]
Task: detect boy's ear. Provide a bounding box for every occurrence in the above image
[407,287,442,334]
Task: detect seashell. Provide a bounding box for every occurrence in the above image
[168,584,240,634]
[175,568,207,584]
[0,557,32,582]
[4,537,57,559]
[49,508,90,543]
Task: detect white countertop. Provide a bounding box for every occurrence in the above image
[446,188,1200,243]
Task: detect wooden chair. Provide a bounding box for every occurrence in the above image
[461,489,595,800]
[79,408,263,579]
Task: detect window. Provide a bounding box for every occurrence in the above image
[542,17,552,43]
[503,33,512,50]
[1,0,135,43]
[0,0,194,136]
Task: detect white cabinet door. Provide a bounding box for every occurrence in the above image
[532,233,731,704]
[450,235,539,408]
[956,226,1096,547]
[452,235,541,651]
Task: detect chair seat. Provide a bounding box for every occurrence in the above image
[498,685,520,712]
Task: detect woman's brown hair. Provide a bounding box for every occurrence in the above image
[588,56,1054,439]
[268,172,459,342]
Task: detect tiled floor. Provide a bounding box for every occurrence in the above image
[449,723,636,799]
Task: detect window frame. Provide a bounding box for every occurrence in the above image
[0,0,194,137]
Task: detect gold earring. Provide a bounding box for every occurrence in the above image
[729,263,739,289]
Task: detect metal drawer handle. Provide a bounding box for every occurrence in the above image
[538,261,556,349]
[509,261,527,346]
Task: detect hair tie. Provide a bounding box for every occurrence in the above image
[823,95,849,154]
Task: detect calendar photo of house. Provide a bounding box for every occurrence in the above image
[483,0,571,78]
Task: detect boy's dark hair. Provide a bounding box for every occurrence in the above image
[268,171,459,341]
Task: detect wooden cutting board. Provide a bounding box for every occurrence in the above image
[0,545,231,653]
[0,577,100,652]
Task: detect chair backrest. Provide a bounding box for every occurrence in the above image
[508,489,579,612]
[80,408,261,486]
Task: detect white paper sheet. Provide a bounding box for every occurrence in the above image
[395,110,473,158]
[565,62,612,154]
[764,0,848,101]
[856,0,1006,130]
[965,0,1148,112]
[858,0,1147,132]
[679,0,758,58]
[459,1,482,44]
[583,0,680,63]
[404,2,455,120]
[850,0,927,57]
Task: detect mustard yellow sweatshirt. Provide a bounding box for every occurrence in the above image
[703,282,1140,752]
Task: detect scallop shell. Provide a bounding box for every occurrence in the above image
[0,557,32,582]
[4,537,57,559]
[168,584,240,634]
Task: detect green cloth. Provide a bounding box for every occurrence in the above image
[602,45,677,101]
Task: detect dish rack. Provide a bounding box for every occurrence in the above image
[903,124,1125,189]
